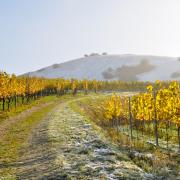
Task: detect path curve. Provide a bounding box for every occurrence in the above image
[15,98,154,180]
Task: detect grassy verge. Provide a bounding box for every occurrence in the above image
[0,95,68,178]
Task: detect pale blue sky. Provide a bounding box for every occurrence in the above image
[1,0,180,74]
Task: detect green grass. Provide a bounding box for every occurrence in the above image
[0,96,62,178]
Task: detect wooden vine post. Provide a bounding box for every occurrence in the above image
[128,96,133,140]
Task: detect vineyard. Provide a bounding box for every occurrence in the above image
[0,71,179,148]
[0,71,155,112]
[0,71,180,179]
[86,81,180,151]
[0,71,180,146]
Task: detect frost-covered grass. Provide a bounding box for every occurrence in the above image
[71,94,180,178]
[46,96,151,179]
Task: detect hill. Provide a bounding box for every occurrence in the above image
[23,54,180,81]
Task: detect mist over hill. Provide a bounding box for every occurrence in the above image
[23,54,180,81]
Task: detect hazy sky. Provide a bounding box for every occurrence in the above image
[1,0,180,74]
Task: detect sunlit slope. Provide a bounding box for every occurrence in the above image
[24,54,180,81]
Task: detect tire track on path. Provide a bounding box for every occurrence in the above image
[15,98,154,180]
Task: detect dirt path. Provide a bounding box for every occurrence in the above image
[14,107,57,179]
[12,98,155,180]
